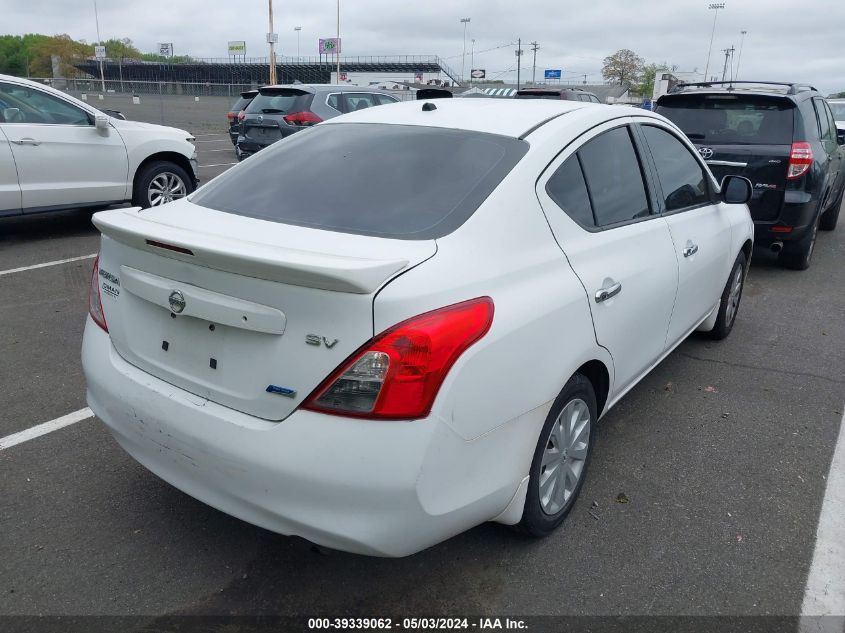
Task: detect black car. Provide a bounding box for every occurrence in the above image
[236,85,398,160]
[656,81,845,269]
[515,88,601,103]
[226,90,258,145]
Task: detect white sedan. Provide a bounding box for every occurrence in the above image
[0,74,197,217]
[82,98,753,556]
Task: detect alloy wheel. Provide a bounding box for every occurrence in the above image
[539,398,591,515]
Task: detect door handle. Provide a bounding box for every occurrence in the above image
[683,242,699,258]
[11,138,41,146]
[595,281,622,303]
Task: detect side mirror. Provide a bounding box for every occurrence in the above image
[2,107,22,122]
[720,175,753,205]
[94,114,110,130]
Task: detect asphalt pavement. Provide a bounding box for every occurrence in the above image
[0,146,843,627]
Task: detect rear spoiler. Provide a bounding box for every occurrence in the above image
[92,208,410,294]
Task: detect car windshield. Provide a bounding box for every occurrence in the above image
[829,102,845,120]
[515,92,561,100]
[656,94,794,145]
[190,123,528,239]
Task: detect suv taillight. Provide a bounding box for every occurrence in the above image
[283,111,322,126]
[237,110,246,122]
[88,255,108,332]
[302,297,494,420]
[787,142,813,179]
[226,111,236,121]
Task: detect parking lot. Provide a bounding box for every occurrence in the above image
[1,105,844,631]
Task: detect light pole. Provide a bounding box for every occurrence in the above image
[294,26,301,61]
[470,38,475,86]
[92,0,105,92]
[704,3,725,82]
[460,17,471,86]
[336,0,341,83]
[267,0,277,84]
[735,29,747,80]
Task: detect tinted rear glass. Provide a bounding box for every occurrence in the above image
[231,96,253,111]
[190,124,528,239]
[656,94,794,145]
[245,90,311,114]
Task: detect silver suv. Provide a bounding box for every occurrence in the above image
[236,84,400,160]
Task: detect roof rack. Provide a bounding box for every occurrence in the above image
[669,80,817,95]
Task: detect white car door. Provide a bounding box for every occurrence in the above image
[536,121,679,396]
[636,123,733,347]
[0,125,21,215]
[0,81,128,211]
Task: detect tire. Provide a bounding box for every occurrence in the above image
[517,373,596,537]
[820,187,843,231]
[706,250,747,340]
[778,213,820,270]
[132,161,194,208]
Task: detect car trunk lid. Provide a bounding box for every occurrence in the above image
[93,201,436,421]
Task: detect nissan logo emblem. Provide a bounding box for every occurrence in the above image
[168,290,186,314]
[698,147,714,159]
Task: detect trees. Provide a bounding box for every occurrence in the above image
[602,49,644,88]
[636,63,659,97]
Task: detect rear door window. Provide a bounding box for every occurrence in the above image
[190,124,528,239]
[375,94,399,106]
[545,156,594,227]
[344,93,379,112]
[813,98,834,142]
[640,125,711,211]
[577,126,651,226]
[656,94,794,145]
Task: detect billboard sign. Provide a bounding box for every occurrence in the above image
[319,37,341,54]
[470,69,486,79]
[94,45,106,59]
[158,43,174,58]
[228,41,246,56]
[544,69,562,79]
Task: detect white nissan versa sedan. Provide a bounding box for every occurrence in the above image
[82,98,754,556]
[0,74,198,216]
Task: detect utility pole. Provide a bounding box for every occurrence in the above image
[516,38,523,89]
[583,74,588,85]
[721,45,734,81]
[530,41,539,86]
[92,0,105,92]
[470,39,475,86]
[336,0,341,82]
[267,0,277,84]
[294,26,302,61]
[704,3,725,82]
[735,30,747,80]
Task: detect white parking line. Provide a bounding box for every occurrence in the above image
[200,162,238,168]
[0,253,96,277]
[801,411,845,624]
[0,408,94,451]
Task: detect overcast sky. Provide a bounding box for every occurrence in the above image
[2,0,844,94]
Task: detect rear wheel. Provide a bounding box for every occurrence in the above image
[517,373,596,537]
[820,187,843,231]
[132,161,194,208]
[707,251,746,340]
[779,213,819,270]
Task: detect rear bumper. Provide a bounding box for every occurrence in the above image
[753,193,819,243]
[81,318,521,557]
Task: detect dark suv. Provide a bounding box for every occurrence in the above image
[226,90,257,145]
[515,88,601,103]
[656,81,845,269]
[236,84,399,160]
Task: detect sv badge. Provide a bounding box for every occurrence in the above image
[306,334,339,348]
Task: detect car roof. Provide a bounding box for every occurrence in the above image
[322,97,592,138]
[259,84,390,94]
[663,81,818,101]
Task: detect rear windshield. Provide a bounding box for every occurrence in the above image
[231,96,253,111]
[245,89,311,114]
[515,91,561,100]
[190,124,528,239]
[656,94,794,145]
[830,102,845,120]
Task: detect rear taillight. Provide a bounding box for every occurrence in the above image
[283,111,322,126]
[226,111,236,121]
[303,297,494,420]
[787,142,813,180]
[88,255,108,332]
[237,110,246,122]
